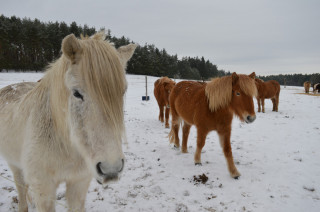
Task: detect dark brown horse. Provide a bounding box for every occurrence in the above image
[255,78,280,113]
[169,72,257,179]
[154,77,176,128]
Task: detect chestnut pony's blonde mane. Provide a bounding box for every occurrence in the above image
[159,76,172,84]
[205,74,257,112]
[255,78,264,83]
[23,31,126,141]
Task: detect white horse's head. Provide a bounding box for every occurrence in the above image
[60,32,136,184]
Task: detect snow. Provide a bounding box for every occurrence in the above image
[0,72,320,212]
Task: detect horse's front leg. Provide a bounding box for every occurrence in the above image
[257,98,261,112]
[9,165,28,212]
[30,182,58,212]
[66,177,91,212]
[218,130,241,179]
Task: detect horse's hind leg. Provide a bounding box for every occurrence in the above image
[66,177,91,212]
[271,98,276,111]
[181,122,191,153]
[218,130,241,179]
[194,127,208,165]
[9,165,28,212]
[169,120,181,148]
[261,98,265,113]
[159,105,164,123]
[169,105,181,148]
[164,106,170,128]
[275,92,279,112]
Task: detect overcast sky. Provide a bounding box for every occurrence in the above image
[2,0,320,75]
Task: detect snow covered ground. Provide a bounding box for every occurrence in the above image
[0,72,319,212]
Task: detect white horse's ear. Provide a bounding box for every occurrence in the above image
[117,43,138,67]
[62,34,82,64]
[249,72,256,79]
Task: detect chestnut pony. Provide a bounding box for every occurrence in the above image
[154,77,176,128]
[304,81,311,93]
[255,78,280,113]
[169,72,257,179]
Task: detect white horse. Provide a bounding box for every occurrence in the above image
[0,32,136,212]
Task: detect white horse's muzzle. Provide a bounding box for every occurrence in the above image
[96,159,124,184]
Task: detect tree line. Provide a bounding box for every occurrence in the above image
[0,15,225,80]
[258,73,320,87]
[0,15,319,85]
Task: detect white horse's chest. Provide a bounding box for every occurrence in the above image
[22,130,91,183]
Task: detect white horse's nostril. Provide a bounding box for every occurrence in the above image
[119,159,125,172]
[96,162,104,175]
[96,159,124,176]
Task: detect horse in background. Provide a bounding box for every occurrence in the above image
[169,72,257,179]
[0,32,137,212]
[313,83,320,94]
[154,77,176,128]
[304,81,311,93]
[255,78,280,113]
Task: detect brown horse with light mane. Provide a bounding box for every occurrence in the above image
[255,78,280,113]
[304,81,311,93]
[169,72,257,179]
[154,77,176,128]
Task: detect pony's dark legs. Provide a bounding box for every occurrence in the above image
[218,130,241,179]
[194,128,208,164]
[164,106,170,128]
[9,164,28,212]
[182,122,191,153]
[305,87,309,93]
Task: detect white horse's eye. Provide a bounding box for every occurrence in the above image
[73,90,84,101]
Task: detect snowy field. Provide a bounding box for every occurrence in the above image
[0,72,319,212]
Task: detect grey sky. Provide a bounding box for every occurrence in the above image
[2,0,320,75]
